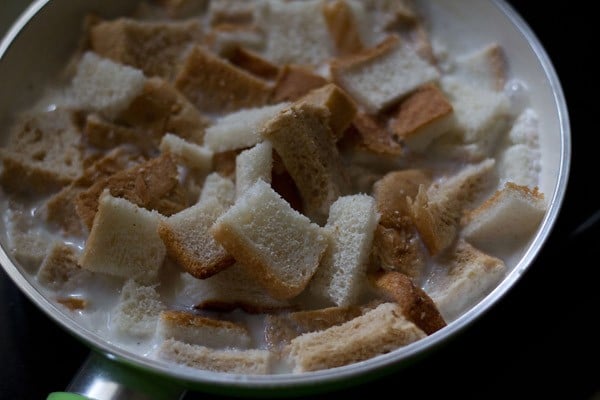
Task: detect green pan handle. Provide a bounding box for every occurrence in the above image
[47,394,91,400]
[47,351,186,400]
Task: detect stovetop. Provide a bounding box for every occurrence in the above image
[1,2,598,399]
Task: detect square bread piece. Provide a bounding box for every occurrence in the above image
[331,35,439,114]
[112,279,166,337]
[204,102,289,152]
[287,302,426,372]
[158,339,272,374]
[211,179,328,300]
[427,240,506,321]
[79,191,166,284]
[258,0,333,66]
[235,141,273,198]
[158,196,234,279]
[307,194,380,307]
[408,158,495,256]
[0,109,84,195]
[89,18,203,80]
[156,310,251,348]
[462,182,546,251]
[71,52,147,119]
[174,45,272,114]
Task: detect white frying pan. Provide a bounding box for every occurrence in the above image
[0,1,570,399]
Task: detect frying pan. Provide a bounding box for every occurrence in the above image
[0,1,570,399]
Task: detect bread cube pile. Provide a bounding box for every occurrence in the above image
[0,0,547,374]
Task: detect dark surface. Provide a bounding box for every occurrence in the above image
[1,1,598,399]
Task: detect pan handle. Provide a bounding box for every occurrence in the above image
[51,351,187,400]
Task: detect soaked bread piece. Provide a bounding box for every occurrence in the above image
[369,271,446,335]
[112,279,166,336]
[262,102,349,223]
[158,339,272,374]
[211,180,328,299]
[0,108,84,194]
[75,153,187,229]
[174,45,272,114]
[157,310,251,348]
[287,302,426,372]
[37,243,82,290]
[90,18,203,80]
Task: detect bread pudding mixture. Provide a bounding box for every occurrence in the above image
[0,0,547,374]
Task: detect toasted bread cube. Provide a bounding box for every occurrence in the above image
[271,65,328,103]
[204,24,266,56]
[159,134,213,172]
[0,108,84,194]
[158,339,272,374]
[112,279,166,336]
[262,102,349,223]
[158,197,234,279]
[120,77,210,145]
[177,264,292,313]
[351,112,403,156]
[71,52,147,119]
[287,302,426,372]
[462,182,546,251]
[265,306,363,349]
[208,0,261,26]
[369,271,446,335]
[323,0,365,56]
[79,192,166,283]
[226,46,280,80]
[371,169,430,278]
[235,141,273,198]
[157,310,251,348]
[90,18,203,80]
[331,35,439,113]
[308,194,380,307]
[296,83,357,140]
[174,46,272,114]
[204,102,289,152]
[211,180,328,299]
[408,159,495,255]
[427,240,506,320]
[390,84,454,152]
[75,154,187,229]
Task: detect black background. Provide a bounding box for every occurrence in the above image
[1,1,598,399]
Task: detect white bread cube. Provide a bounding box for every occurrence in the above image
[211,180,328,299]
[287,302,426,372]
[462,182,546,251]
[176,264,292,313]
[197,172,235,206]
[71,52,146,119]
[508,108,539,146]
[308,194,380,307]
[497,144,541,188]
[427,240,506,321]
[331,35,439,113]
[157,310,251,349]
[235,141,273,198]
[204,102,289,152]
[158,339,272,374]
[159,133,213,172]
[259,0,333,66]
[453,43,507,92]
[112,279,165,337]
[79,191,166,284]
[440,76,511,150]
